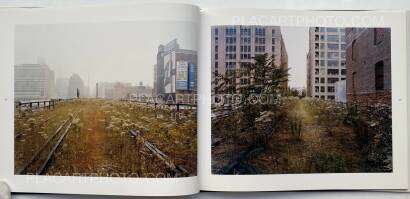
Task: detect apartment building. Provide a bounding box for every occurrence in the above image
[306,27,347,100]
[211,25,288,93]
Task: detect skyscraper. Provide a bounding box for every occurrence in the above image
[14,58,56,100]
[306,27,347,100]
[67,74,87,99]
[211,25,288,93]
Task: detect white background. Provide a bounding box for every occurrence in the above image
[2,0,410,198]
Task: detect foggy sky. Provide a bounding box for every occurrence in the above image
[15,21,198,88]
[15,22,309,90]
[281,26,309,89]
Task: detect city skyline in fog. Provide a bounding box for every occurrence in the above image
[14,21,198,89]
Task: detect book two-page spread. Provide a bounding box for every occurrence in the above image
[0,3,409,196]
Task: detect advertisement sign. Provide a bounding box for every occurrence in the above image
[188,63,196,91]
[176,61,188,90]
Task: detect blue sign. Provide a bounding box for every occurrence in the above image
[176,80,188,90]
[188,63,196,91]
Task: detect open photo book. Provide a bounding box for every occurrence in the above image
[0,3,409,196]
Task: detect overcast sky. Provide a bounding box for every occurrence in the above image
[15,21,197,88]
[281,26,309,89]
[15,23,309,90]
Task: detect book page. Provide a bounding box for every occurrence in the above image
[0,3,200,196]
[198,9,408,191]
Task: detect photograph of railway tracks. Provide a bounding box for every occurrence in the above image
[211,26,392,174]
[14,21,198,177]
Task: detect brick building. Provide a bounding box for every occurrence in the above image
[345,28,391,106]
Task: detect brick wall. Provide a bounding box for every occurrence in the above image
[347,89,391,106]
[345,28,391,106]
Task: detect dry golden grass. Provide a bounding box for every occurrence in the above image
[15,99,197,177]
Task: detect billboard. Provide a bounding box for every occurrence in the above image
[176,61,188,90]
[188,63,196,91]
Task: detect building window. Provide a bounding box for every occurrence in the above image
[240,37,250,44]
[351,40,356,61]
[320,52,325,58]
[328,78,339,83]
[327,69,339,75]
[320,43,325,50]
[225,27,236,36]
[375,61,384,90]
[328,86,335,92]
[255,37,265,44]
[271,46,275,53]
[240,45,251,52]
[327,52,339,60]
[328,95,335,100]
[255,46,265,53]
[225,62,236,68]
[240,54,251,59]
[240,27,251,36]
[320,35,325,41]
[255,28,265,36]
[341,69,346,75]
[320,86,325,92]
[214,28,219,35]
[327,60,338,67]
[315,86,319,92]
[226,37,236,44]
[226,45,236,52]
[272,38,275,45]
[320,60,325,67]
[272,29,276,36]
[225,54,236,60]
[326,27,338,32]
[215,62,218,69]
[320,77,325,83]
[215,53,218,59]
[352,72,357,96]
[215,45,218,52]
[374,28,385,45]
[327,44,339,50]
[327,35,339,42]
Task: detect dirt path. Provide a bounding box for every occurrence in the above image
[46,102,118,175]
